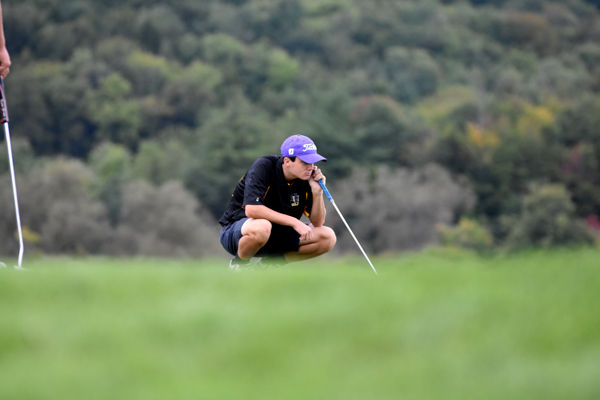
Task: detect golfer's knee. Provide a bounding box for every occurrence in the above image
[245,219,272,246]
[321,226,336,253]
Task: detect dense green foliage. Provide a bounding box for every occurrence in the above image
[1,248,600,399]
[2,0,600,255]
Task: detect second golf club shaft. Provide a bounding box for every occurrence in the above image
[1,77,24,268]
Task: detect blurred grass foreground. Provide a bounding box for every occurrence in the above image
[1,247,599,400]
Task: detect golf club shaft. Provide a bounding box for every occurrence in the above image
[4,123,23,267]
[1,78,24,268]
[318,179,377,274]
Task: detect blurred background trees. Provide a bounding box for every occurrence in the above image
[2,0,600,257]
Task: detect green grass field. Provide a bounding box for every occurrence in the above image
[1,247,599,400]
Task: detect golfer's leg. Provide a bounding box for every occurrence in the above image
[238,218,272,260]
[284,226,336,263]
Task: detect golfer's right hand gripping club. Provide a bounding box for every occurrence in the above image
[318,179,377,274]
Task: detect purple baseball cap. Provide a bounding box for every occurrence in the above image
[280,135,327,163]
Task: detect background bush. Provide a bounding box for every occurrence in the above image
[0,160,220,257]
[501,184,595,250]
[438,217,494,253]
[328,164,475,254]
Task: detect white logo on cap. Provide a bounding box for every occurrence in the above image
[289,149,294,155]
[303,144,317,152]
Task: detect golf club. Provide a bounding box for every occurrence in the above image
[1,77,24,269]
[318,179,377,274]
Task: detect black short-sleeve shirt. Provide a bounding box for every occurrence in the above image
[218,156,314,227]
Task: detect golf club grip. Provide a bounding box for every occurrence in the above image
[0,77,7,123]
[318,179,334,202]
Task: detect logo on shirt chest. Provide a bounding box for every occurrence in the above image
[290,193,300,207]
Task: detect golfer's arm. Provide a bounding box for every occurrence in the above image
[0,3,5,51]
[245,204,302,228]
[0,3,6,50]
[0,2,10,78]
[308,190,326,227]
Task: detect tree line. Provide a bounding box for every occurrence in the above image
[1,0,600,257]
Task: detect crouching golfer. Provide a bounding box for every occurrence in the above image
[219,135,336,270]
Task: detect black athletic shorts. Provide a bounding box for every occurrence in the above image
[219,218,302,258]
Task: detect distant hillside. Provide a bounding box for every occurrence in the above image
[1,0,600,255]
